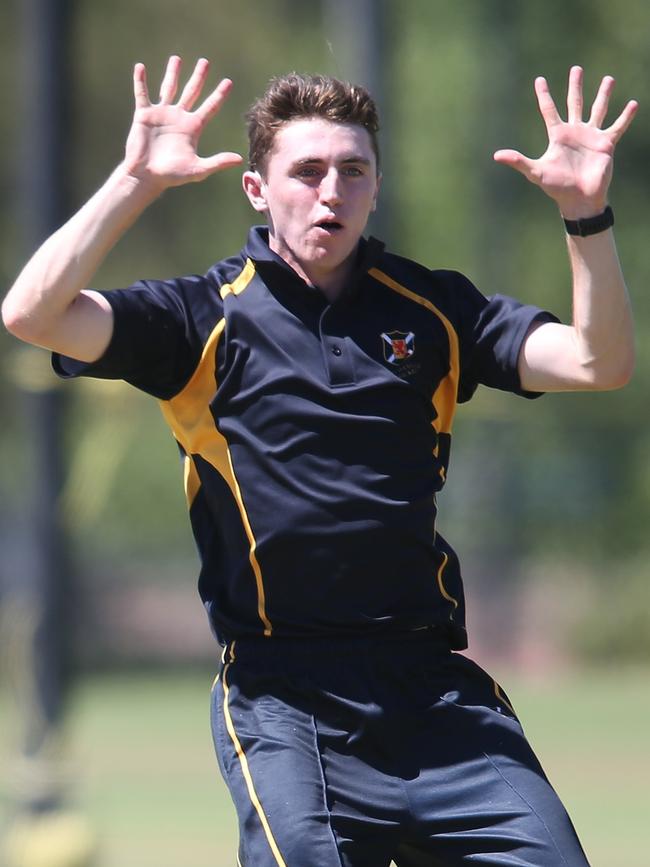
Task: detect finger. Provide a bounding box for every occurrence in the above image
[133,62,150,109]
[588,75,615,126]
[159,55,182,104]
[566,65,584,124]
[178,57,210,110]
[196,77,235,124]
[534,76,562,131]
[192,152,245,181]
[493,149,537,182]
[605,98,639,143]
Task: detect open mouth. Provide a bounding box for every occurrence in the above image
[315,221,343,232]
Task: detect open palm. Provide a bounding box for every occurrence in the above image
[494,66,637,218]
[124,56,243,190]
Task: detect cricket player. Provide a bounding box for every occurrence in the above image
[2,56,637,865]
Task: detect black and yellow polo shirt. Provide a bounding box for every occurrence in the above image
[54,226,556,649]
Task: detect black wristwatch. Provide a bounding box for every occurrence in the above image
[563,206,614,237]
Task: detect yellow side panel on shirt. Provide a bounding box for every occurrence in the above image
[158,259,273,635]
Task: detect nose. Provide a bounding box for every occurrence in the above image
[319,169,343,207]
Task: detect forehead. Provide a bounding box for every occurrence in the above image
[268,117,376,167]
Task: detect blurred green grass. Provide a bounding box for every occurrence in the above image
[2,665,648,866]
[64,670,238,866]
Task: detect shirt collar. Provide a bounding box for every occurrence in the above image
[243,225,385,301]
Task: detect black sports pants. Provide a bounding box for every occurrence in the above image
[210,632,590,866]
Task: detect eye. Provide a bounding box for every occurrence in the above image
[296,167,320,179]
[343,166,364,177]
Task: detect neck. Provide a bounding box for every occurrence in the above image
[269,241,358,303]
[314,266,351,303]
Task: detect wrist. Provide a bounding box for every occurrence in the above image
[113,163,167,203]
[557,197,608,222]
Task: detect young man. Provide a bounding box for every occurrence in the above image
[2,57,637,865]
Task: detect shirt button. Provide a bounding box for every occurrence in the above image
[331,345,342,356]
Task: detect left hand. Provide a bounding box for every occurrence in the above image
[494,66,638,219]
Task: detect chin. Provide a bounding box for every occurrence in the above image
[311,251,349,272]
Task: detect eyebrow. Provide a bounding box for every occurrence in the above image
[293,155,372,168]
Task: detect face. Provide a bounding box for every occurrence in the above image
[243,117,380,293]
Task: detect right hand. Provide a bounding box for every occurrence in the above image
[124,55,243,191]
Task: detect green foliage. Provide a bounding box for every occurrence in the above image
[572,561,650,661]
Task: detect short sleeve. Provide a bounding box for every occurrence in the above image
[52,277,207,399]
[457,291,560,403]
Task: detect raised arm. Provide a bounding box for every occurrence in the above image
[1,56,243,362]
[494,66,638,392]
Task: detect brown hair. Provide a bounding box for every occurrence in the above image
[245,72,380,174]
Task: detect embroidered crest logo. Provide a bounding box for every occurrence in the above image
[381,330,415,364]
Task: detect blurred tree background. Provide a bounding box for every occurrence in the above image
[2,0,650,677]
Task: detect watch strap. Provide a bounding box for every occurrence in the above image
[563,205,614,237]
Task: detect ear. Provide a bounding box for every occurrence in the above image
[371,171,382,212]
[242,170,268,213]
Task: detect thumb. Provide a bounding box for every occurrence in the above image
[192,151,244,181]
[493,149,535,180]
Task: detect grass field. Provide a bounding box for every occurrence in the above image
[1,664,649,866]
